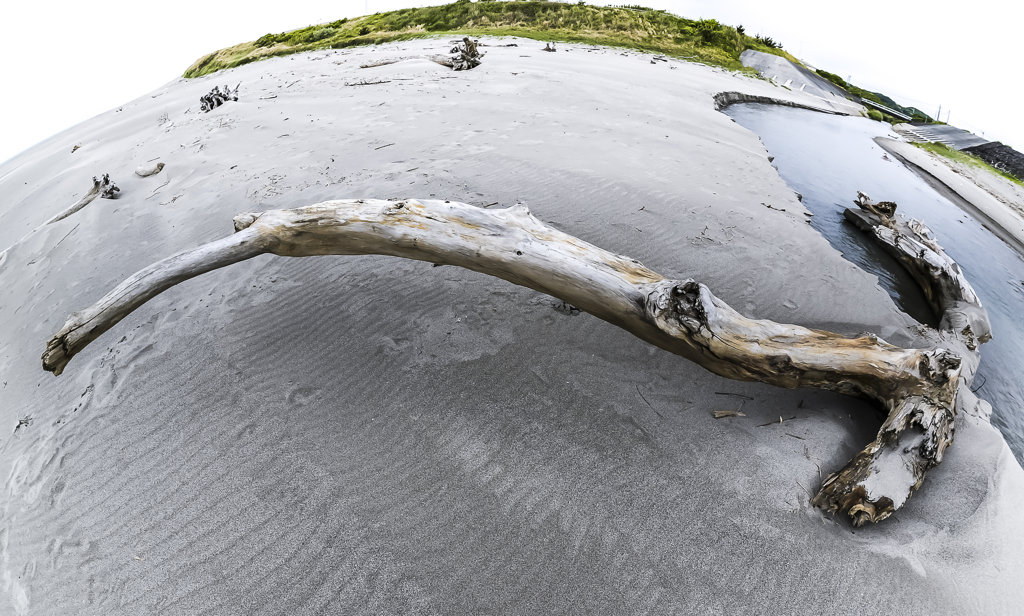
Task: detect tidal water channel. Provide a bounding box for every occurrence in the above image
[726,103,1024,464]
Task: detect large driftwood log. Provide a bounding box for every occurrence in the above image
[42,195,990,525]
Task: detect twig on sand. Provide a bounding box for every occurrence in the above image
[28,224,80,265]
[712,410,746,419]
[636,384,664,419]
[714,392,753,400]
[146,178,171,199]
[796,481,811,498]
[758,416,797,427]
[360,59,401,69]
[375,143,395,150]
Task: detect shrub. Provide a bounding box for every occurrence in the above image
[696,19,722,45]
[301,26,337,43]
[359,25,372,35]
[815,69,846,88]
[255,33,277,47]
[866,109,884,121]
[754,34,781,49]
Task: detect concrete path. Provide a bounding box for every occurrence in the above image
[895,123,990,150]
[739,50,865,116]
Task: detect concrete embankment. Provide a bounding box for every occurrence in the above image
[877,137,1024,255]
[739,49,865,116]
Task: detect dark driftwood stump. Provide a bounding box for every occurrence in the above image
[449,38,483,71]
[41,194,990,526]
[200,83,240,112]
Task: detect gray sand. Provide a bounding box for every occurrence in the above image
[1,38,1022,614]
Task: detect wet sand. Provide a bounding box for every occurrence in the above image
[1,37,1022,614]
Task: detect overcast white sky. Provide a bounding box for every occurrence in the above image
[2,0,1020,165]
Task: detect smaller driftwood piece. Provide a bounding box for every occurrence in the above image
[42,193,990,526]
[200,83,240,112]
[46,175,119,225]
[135,163,165,178]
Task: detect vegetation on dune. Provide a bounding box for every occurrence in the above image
[871,91,932,124]
[814,69,934,123]
[913,142,1024,189]
[183,0,799,78]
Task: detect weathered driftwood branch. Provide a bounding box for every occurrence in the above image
[46,174,119,225]
[42,196,989,525]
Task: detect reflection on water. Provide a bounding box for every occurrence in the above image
[726,103,1024,464]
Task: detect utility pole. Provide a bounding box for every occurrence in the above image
[937,104,942,123]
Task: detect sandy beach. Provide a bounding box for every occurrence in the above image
[1,37,1022,614]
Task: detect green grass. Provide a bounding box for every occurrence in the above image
[814,69,934,123]
[183,0,801,78]
[914,142,1024,189]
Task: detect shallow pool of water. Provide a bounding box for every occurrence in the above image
[726,103,1024,464]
